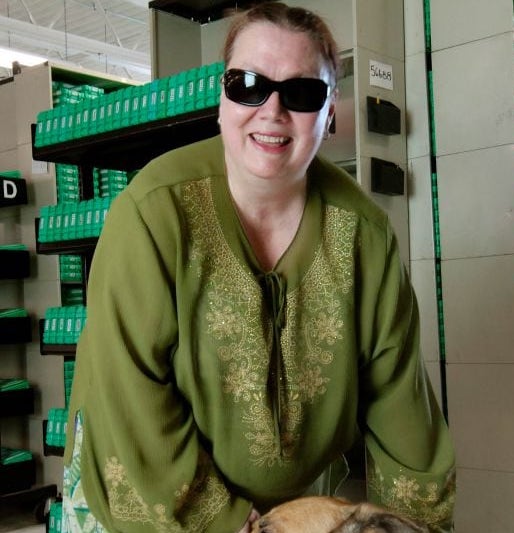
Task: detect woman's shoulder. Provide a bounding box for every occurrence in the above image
[126,135,225,202]
[310,155,389,231]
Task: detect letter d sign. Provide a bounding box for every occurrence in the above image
[3,180,17,199]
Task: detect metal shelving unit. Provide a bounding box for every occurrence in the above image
[0,201,57,521]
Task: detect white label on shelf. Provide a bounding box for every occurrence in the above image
[369,59,394,90]
[32,159,48,174]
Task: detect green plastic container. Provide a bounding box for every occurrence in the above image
[174,71,187,116]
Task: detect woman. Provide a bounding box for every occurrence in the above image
[63,3,455,532]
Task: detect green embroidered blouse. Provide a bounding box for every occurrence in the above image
[64,135,455,532]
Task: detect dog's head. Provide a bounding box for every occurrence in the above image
[251,496,428,533]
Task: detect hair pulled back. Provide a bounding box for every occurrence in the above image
[222,2,340,86]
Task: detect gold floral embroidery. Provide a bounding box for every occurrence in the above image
[106,456,176,531]
[367,457,456,530]
[182,179,357,467]
[105,454,230,532]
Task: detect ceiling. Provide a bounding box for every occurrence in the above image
[0,0,267,83]
[0,0,153,83]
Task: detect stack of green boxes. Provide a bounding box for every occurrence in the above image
[56,166,130,204]
[60,253,85,307]
[56,164,81,204]
[95,168,129,199]
[36,82,105,146]
[48,500,63,533]
[59,255,83,283]
[52,81,104,106]
[38,196,113,243]
[61,286,85,307]
[42,305,87,345]
[34,61,225,147]
[45,407,68,448]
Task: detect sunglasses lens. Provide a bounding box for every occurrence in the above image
[282,78,328,112]
[223,69,329,112]
[224,70,268,106]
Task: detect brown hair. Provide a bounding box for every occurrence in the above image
[222,2,340,86]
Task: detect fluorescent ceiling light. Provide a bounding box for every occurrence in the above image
[0,46,46,69]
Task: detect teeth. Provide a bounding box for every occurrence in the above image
[252,133,289,144]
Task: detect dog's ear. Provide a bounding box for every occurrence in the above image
[329,511,429,533]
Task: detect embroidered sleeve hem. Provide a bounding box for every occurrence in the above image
[366,453,456,532]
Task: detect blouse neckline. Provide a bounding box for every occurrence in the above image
[211,169,322,292]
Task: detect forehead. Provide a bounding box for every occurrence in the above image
[229,21,325,75]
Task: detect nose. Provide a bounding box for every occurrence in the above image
[259,90,287,117]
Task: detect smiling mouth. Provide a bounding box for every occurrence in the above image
[251,133,291,146]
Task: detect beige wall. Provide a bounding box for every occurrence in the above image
[405,1,514,531]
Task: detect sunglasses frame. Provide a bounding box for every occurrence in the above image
[222,68,330,113]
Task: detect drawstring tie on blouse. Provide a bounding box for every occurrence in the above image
[259,271,286,454]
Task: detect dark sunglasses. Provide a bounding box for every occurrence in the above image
[222,68,330,113]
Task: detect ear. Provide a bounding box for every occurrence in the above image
[367,513,429,533]
[325,93,337,136]
[329,512,429,533]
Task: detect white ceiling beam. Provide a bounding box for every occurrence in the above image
[120,0,151,8]
[0,15,150,72]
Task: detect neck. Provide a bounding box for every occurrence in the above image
[227,172,308,271]
[227,169,307,220]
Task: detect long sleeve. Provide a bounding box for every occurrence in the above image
[357,222,456,532]
[64,190,252,532]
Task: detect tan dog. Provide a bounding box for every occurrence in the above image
[251,496,428,533]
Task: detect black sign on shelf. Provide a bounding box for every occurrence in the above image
[0,177,28,207]
[371,157,405,196]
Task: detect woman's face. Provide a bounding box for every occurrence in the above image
[219,22,335,187]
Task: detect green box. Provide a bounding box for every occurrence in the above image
[46,204,56,242]
[80,100,92,138]
[76,201,87,239]
[147,79,160,121]
[34,109,48,147]
[89,103,99,135]
[138,84,150,124]
[64,110,75,142]
[174,72,187,116]
[194,65,207,110]
[57,106,68,143]
[68,208,78,240]
[104,92,115,132]
[38,205,50,243]
[83,199,94,238]
[72,103,83,139]
[166,77,177,117]
[53,203,64,242]
[186,68,199,112]
[96,97,107,133]
[120,86,133,128]
[130,86,141,125]
[156,77,169,119]
[50,109,60,145]
[92,198,102,236]
[112,91,123,130]
[56,307,66,344]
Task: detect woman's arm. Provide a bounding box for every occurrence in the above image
[358,222,456,532]
[65,190,252,532]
